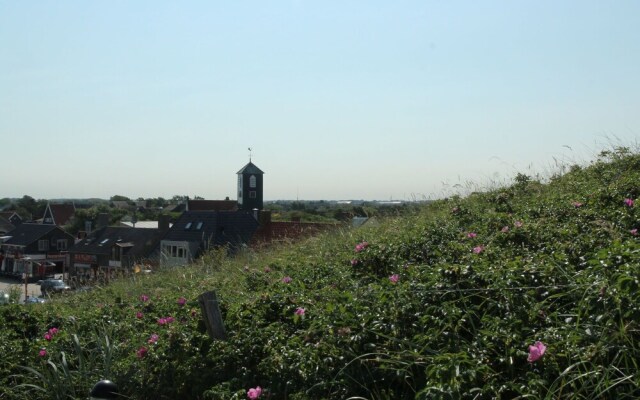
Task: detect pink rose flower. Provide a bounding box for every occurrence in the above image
[355,241,369,252]
[148,334,159,344]
[44,327,59,341]
[389,274,399,283]
[295,307,305,316]
[572,201,583,208]
[38,349,47,357]
[247,386,262,399]
[281,276,292,283]
[527,341,547,363]
[467,232,477,238]
[177,297,187,307]
[140,294,149,302]
[631,228,638,236]
[501,226,509,233]
[136,311,144,319]
[514,220,523,228]
[624,198,634,207]
[136,346,148,359]
[473,245,484,254]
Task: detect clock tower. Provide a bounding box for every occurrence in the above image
[237,160,264,211]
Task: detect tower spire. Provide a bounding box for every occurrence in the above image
[248,147,253,162]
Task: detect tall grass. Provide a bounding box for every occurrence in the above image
[2,145,640,399]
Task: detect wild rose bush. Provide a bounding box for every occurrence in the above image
[1,147,640,399]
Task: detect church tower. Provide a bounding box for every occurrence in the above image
[237,159,264,211]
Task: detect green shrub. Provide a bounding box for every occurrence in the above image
[2,146,640,399]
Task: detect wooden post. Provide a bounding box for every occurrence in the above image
[198,291,227,341]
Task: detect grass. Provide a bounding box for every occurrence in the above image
[1,146,640,399]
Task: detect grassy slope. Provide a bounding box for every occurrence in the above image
[2,147,640,399]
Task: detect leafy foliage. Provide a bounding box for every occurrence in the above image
[2,147,640,399]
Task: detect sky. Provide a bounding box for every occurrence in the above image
[1,1,639,201]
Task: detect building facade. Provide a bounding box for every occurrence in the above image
[237,161,264,211]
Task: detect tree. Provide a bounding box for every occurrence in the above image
[15,195,47,221]
[0,198,11,210]
[17,195,37,213]
[110,195,131,202]
[172,195,189,203]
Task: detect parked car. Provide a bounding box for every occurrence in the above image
[38,279,72,296]
[25,296,47,304]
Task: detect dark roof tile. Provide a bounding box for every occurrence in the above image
[3,223,60,246]
[237,162,264,175]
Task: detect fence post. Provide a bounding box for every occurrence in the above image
[198,290,227,341]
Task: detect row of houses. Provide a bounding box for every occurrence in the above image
[0,161,335,284]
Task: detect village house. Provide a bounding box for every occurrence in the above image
[0,211,23,227]
[0,223,74,281]
[67,216,170,281]
[0,216,15,235]
[158,159,337,265]
[159,210,258,267]
[42,202,76,226]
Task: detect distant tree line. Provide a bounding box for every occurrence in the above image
[0,195,424,232]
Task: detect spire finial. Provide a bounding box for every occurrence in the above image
[248,147,253,162]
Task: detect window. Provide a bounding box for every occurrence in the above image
[111,246,120,261]
[249,191,256,199]
[163,244,188,260]
[57,239,68,251]
[38,240,49,251]
[185,222,192,230]
[249,175,256,188]
[196,221,203,230]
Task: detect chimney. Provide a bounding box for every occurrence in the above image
[97,213,110,229]
[158,214,171,231]
[258,210,272,226]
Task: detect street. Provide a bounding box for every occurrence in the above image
[0,276,43,303]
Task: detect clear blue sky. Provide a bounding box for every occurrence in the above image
[2,1,639,201]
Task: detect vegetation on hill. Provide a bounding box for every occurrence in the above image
[1,147,640,399]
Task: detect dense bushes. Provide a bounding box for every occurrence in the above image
[2,147,640,399]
